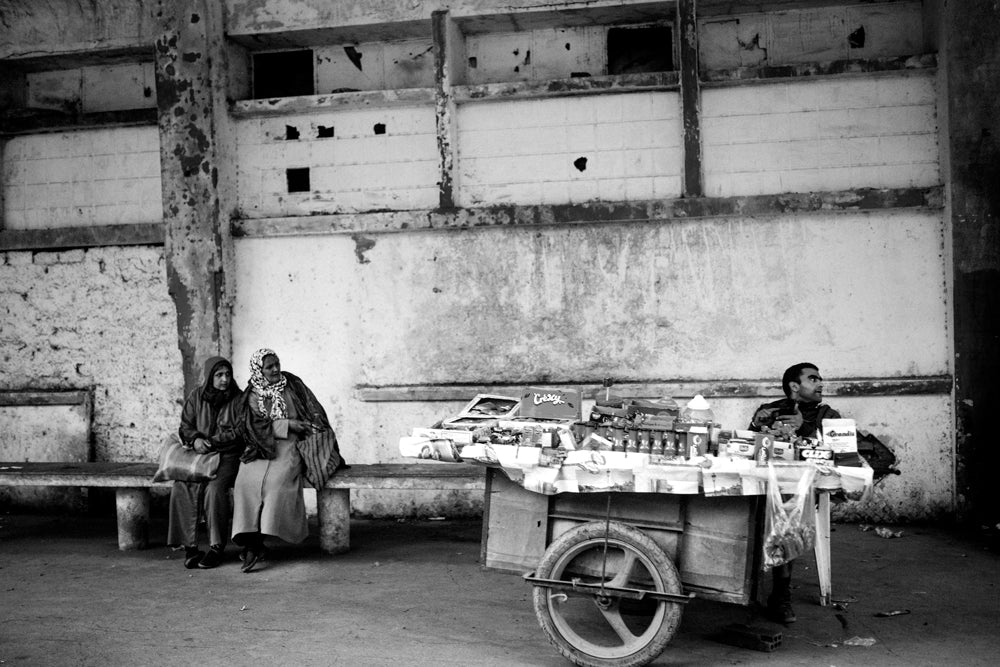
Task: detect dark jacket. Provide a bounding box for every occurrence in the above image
[748,397,841,439]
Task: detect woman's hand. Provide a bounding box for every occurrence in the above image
[288,419,315,435]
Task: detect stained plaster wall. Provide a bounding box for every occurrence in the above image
[0,247,183,462]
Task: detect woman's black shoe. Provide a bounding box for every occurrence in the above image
[198,546,224,569]
[183,546,204,569]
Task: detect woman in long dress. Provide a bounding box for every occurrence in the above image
[231,348,344,573]
[167,356,242,569]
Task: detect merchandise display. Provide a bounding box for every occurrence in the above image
[400,389,874,498]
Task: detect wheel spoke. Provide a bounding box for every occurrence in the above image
[597,606,640,645]
[607,549,639,588]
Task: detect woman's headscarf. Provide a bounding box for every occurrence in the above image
[200,356,240,408]
[249,348,287,420]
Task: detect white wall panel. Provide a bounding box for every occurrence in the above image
[235,106,439,217]
[703,74,939,196]
[456,92,682,207]
[2,127,162,229]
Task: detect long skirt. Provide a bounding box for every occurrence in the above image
[167,450,240,548]
[231,438,307,545]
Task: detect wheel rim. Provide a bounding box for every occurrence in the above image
[543,536,670,660]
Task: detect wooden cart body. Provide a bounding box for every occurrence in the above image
[482,469,765,606]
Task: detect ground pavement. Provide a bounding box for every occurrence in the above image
[0,510,997,666]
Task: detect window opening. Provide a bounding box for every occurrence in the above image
[607,25,673,74]
[253,50,314,99]
[286,168,310,193]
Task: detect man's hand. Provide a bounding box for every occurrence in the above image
[192,438,211,454]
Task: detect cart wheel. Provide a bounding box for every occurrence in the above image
[532,521,683,667]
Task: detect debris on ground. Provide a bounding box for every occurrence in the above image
[874,609,911,617]
[843,636,877,647]
[875,526,904,538]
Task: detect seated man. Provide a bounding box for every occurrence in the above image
[749,362,841,624]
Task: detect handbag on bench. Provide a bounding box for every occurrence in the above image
[152,434,220,483]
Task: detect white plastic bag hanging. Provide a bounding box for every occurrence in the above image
[762,463,817,570]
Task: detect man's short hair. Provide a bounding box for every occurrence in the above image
[782,362,818,397]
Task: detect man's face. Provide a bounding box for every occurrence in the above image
[791,367,824,403]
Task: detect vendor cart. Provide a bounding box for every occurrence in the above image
[473,459,871,667]
[400,392,874,667]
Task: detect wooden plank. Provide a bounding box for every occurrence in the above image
[0,461,483,490]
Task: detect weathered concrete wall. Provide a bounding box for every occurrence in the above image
[0,0,160,58]
[0,247,183,461]
[2,127,162,228]
[233,206,949,517]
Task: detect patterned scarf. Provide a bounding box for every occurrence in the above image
[249,348,287,420]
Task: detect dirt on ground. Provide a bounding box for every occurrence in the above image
[0,511,998,666]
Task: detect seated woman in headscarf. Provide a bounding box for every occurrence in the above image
[168,356,243,569]
[231,348,345,573]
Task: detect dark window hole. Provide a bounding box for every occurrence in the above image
[286,168,310,193]
[574,157,588,172]
[468,56,478,68]
[848,26,866,49]
[317,126,334,138]
[285,125,299,140]
[252,49,314,99]
[373,123,386,135]
[607,25,673,74]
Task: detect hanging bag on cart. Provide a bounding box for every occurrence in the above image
[762,463,816,570]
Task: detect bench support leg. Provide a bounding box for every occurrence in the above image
[814,491,832,606]
[116,488,150,551]
[317,488,350,554]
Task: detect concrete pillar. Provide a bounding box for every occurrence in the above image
[115,488,150,550]
[153,0,234,394]
[317,488,351,554]
[945,1,1000,526]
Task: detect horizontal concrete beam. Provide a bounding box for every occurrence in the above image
[0,224,164,252]
[230,88,437,118]
[356,376,953,402]
[702,54,937,85]
[453,72,680,103]
[0,110,156,136]
[232,186,944,238]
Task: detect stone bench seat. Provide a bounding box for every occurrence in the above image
[0,461,485,553]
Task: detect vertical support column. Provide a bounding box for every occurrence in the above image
[154,0,233,394]
[433,10,463,210]
[678,0,703,198]
[946,0,1000,528]
[116,488,150,551]
[317,487,351,554]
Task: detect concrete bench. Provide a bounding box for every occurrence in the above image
[0,461,485,553]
